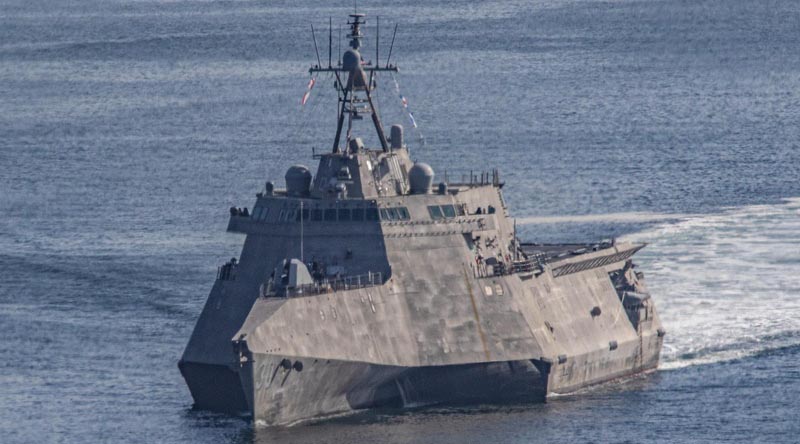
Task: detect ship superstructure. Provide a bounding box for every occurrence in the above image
[179,14,664,426]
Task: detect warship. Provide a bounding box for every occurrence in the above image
[179,13,665,426]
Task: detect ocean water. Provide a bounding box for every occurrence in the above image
[1,0,799,442]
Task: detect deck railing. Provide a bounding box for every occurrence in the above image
[473,253,546,279]
[265,272,384,298]
[511,256,544,274]
[442,169,501,187]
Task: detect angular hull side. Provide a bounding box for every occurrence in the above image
[244,353,549,427]
[179,233,289,414]
[241,332,662,426]
[179,279,255,414]
[235,242,665,426]
[178,360,249,414]
[544,331,663,395]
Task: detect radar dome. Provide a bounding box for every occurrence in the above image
[408,162,434,194]
[285,165,312,197]
[342,49,361,71]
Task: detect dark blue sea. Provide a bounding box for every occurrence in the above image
[1,0,799,442]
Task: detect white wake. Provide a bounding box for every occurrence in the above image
[517,211,696,225]
[621,198,800,369]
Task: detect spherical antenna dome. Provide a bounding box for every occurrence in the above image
[342,49,361,71]
[285,165,312,197]
[408,162,434,195]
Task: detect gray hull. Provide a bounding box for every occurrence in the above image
[180,241,665,424]
[178,361,249,414]
[180,335,661,426]
[241,330,661,426]
[245,355,547,426]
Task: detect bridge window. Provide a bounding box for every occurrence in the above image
[324,209,337,221]
[442,205,456,218]
[311,209,323,221]
[351,208,365,221]
[397,207,410,220]
[338,208,351,221]
[428,205,444,220]
[292,208,310,222]
[428,205,458,220]
[378,207,411,221]
[366,208,379,221]
[252,206,270,221]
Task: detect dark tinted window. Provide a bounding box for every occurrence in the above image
[311,209,323,221]
[442,205,456,218]
[387,208,399,220]
[380,209,390,220]
[295,210,302,222]
[338,208,351,221]
[351,208,364,221]
[428,205,443,220]
[324,209,337,221]
[455,204,465,216]
[397,207,410,220]
[366,208,379,221]
[301,208,310,221]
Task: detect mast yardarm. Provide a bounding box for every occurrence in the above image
[310,14,399,153]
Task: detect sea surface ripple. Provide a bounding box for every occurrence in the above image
[1,0,799,443]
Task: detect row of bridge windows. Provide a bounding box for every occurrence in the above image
[249,204,467,223]
[252,206,412,223]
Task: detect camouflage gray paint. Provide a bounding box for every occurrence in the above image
[179,13,664,426]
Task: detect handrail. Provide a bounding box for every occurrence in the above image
[511,257,542,274]
[442,169,501,187]
[265,271,384,298]
[473,253,545,279]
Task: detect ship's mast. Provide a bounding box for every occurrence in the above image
[310,14,399,153]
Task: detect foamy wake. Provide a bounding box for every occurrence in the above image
[517,211,696,225]
[620,198,800,369]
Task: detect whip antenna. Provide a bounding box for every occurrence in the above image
[310,24,322,68]
[376,16,380,65]
[386,23,398,67]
